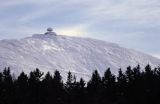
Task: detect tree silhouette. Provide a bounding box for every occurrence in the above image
[102,68,116,103]
[15,72,29,104]
[2,67,14,104]
[66,71,74,90]
[28,68,43,104]
[117,68,127,104]
[0,64,160,104]
[41,72,53,104]
[53,70,64,104]
[87,70,102,104]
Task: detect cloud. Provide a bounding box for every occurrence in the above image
[3,0,160,27]
[87,0,160,26]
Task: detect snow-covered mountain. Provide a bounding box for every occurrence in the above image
[0,30,159,80]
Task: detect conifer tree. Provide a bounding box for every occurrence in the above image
[117,68,127,104]
[28,68,44,104]
[17,72,28,89]
[41,72,53,104]
[53,70,62,86]
[87,70,102,104]
[66,71,74,90]
[2,67,14,104]
[53,70,64,104]
[102,68,116,102]
[16,72,29,104]
[79,78,85,89]
[125,66,134,82]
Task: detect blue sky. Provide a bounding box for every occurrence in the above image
[0,0,160,58]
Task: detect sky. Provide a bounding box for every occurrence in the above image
[0,0,160,58]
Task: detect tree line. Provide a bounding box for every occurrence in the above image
[0,64,160,104]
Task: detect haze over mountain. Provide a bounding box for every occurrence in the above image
[0,28,159,80]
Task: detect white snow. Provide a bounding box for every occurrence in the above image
[0,33,159,80]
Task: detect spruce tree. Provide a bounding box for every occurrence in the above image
[102,68,116,103]
[117,68,127,104]
[28,68,43,104]
[16,72,29,104]
[2,67,14,104]
[66,71,74,90]
[53,70,64,104]
[87,70,102,104]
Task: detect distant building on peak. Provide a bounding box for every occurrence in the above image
[45,27,57,36]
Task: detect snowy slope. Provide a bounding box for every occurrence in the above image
[0,32,159,80]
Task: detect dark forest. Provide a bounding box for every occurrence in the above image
[0,64,160,104]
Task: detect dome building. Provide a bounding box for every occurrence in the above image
[45,27,57,36]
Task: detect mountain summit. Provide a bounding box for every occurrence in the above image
[0,29,159,80]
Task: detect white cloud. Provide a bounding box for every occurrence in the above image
[86,0,160,26]
[3,0,160,26]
